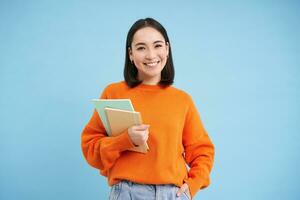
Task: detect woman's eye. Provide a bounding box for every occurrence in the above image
[137,47,145,51]
[155,44,162,48]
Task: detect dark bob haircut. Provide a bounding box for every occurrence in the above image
[124,18,175,88]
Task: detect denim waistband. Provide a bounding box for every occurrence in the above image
[109,180,191,200]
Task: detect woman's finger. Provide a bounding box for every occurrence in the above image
[176,183,188,197]
[134,124,150,131]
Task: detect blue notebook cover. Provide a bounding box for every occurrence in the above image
[91,99,134,136]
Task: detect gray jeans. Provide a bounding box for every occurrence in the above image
[109,180,191,200]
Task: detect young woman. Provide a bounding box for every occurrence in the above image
[81,18,215,200]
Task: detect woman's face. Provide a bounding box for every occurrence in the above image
[129,27,169,85]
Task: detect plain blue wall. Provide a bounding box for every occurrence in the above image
[1,0,299,199]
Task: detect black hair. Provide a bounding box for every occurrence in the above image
[124,18,175,88]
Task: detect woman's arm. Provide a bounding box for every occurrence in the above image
[182,96,215,198]
[81,86,136,176]
[81,110,136,176]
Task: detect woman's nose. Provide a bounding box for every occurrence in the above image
[145,49,155,59]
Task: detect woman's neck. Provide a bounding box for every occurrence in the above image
[138,74,161,85]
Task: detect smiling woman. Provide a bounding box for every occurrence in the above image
[128,27,169,85]
[81,18,215,200]
[123,18,175,88]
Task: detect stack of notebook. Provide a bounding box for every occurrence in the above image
[92,99,149,153]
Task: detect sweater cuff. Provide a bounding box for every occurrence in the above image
[110,130,136,151]
[184,178,204,199]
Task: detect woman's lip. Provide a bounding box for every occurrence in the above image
[144,61,160,65]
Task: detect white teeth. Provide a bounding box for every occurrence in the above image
[145,61,159,67]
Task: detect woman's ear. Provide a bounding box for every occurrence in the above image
[128,47,133,61]
[166,42,170,57]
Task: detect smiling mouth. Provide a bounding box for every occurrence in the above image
[144,61,160,67]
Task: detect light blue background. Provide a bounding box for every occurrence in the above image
[1,0,299,199]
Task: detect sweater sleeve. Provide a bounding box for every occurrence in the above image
[182,96,215,198]
[81,87,136,176]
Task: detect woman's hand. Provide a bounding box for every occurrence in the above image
[128,124,150,146]
[176,183,190,198]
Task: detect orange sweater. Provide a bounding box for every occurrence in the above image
[81,81,214,198]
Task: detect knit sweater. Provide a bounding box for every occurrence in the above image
[81,81,215,198]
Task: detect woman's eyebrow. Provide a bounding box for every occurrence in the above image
[134,42,146,47]
[153,40,164,44]
[134,40,164,47]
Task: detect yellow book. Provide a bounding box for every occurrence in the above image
[104,107,149,153]
[91,99,134,136]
